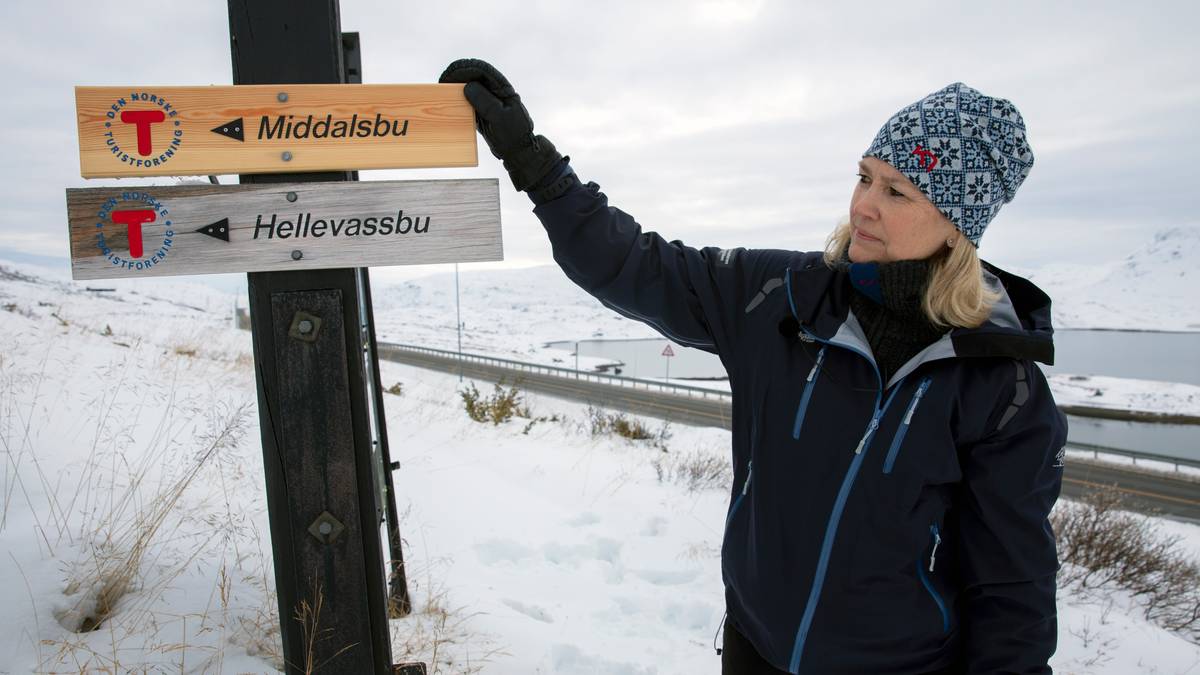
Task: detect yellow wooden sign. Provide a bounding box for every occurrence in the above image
[75,84,477,178]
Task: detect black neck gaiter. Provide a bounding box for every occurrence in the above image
[834,248,947,385]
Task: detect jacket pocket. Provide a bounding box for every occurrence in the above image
[916,523,950,633]
[725,460,752,530]
[882,376,933,474]
[792,346,826,439]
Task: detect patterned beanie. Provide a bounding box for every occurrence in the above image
[863,82,1034,247]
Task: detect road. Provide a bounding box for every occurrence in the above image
[377,344,1200,522]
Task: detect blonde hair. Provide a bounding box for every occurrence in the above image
[822,219,1001,330]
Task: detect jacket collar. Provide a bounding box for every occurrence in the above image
[786,257,1056,388]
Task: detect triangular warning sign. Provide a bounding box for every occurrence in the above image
[661,344,675,357]
[211,118,245,142]
[196,218,230,242]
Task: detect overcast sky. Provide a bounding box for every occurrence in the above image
[1,0,1196,290]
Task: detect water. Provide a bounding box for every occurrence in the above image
[1047,330,1200,386]
[1065,415,1197,464]
[547,330,1200,461]
[545,338,726,380]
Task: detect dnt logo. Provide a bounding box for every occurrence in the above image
[102,91,185,169]
[92,191,229,275]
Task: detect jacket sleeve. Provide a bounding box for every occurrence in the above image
[532,179,772,363]
[955,360,1067,674]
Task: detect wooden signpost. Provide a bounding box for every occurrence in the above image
[65,179,501,279]
[75,84,476,177]
[63,1,485,672]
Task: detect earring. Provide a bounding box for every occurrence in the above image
[946,237,956,248]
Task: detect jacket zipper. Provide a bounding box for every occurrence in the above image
[917,524,950,633]
[882,376,933,474]
[725,460,753,529]
[792,346,827,439]
[786,313,907,672]
[929,523,941,572]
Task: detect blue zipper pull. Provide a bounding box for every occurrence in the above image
[854,415,880,454]
[930,524,941,572]
[807,347,826,382]
[904,378,932,425]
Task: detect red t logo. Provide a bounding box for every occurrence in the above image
[119,110,166,156]
[110,209,156,258]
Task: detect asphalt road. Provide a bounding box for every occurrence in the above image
[377,344,1200,522]
[1060,459,1200,522]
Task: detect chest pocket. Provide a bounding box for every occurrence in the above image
[882,376,933,474]
[792,345,827,439]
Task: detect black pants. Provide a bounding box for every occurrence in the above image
[721,622,963,675]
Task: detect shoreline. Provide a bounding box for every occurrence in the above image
[1059,405,1200,425]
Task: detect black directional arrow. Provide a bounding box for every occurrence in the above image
[211,118,245,142]
[196,218,230,242]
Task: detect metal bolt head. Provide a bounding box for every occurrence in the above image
[307,511,345,544]
[291,250,303,261]
[277,92,288,102]
[281,151,293,161]
[286,191,298,202]
[288,311,322,343]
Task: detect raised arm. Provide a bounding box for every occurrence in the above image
[439,59,780,360]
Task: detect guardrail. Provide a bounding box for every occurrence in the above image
[377,341,731,401]
[380,342,1199,474]
[1066,441,1200,474]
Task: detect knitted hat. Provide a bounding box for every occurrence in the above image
[863,82,1034,247]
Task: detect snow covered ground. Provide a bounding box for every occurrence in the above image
[1050,374,1200,420]
[2,263,1200,673]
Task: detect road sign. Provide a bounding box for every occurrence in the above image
[74,84,477,178]
[65,179,501,280]
[662,344,675,357]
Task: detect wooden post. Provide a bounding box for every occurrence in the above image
[229,2,402,672]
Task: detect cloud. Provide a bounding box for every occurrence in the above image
[2,0,1197,280]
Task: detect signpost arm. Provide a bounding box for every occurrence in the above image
[358,266,413,617]
[338,26,412,620]
[228,2,397,672]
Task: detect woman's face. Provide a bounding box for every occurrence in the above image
[848,157,958,263]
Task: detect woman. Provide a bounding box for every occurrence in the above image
[440,59,1066,674]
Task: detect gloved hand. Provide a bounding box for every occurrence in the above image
[439,59,563,192]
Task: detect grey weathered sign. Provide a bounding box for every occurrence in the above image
[65,178,502,280]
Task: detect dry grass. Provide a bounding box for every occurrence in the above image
[587,407,653,440]
[172,344,199,358]
[292,580,359,674]
[1053,485,1200,642]
[653,450,732,492]
[390,556,506,674]
[460,382,530,425]
[24,353,256,672]
[56,401,249,634]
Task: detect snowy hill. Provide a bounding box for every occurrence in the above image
[2,262,1200,673]
[1013,226,1200,331]
[371,264,661,361]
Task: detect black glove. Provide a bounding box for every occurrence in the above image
[439,59,563,192]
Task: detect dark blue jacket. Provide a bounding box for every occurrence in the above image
[533,179,1067,674]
